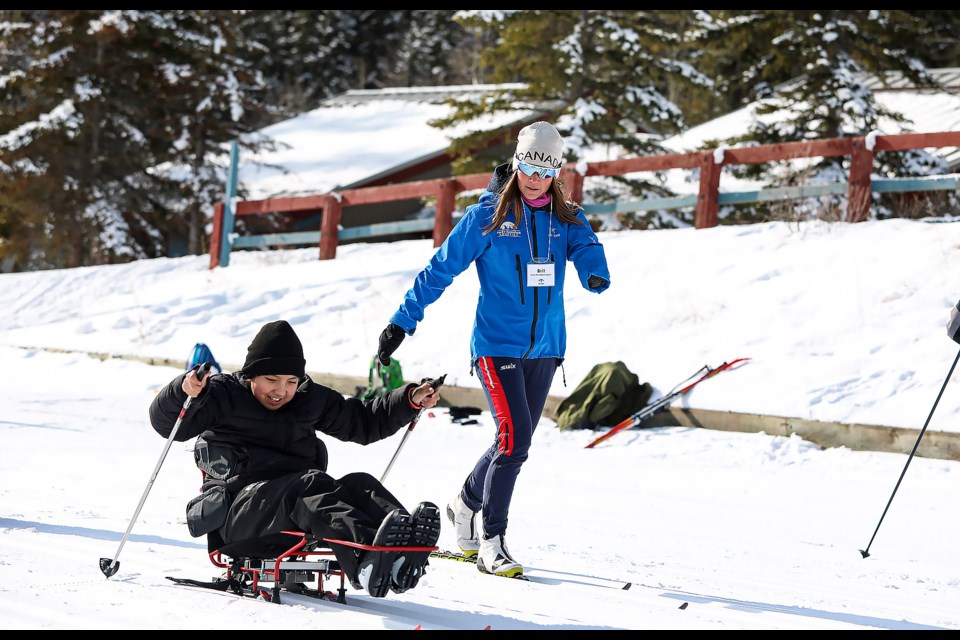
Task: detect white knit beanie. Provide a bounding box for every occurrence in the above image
[512,121,564,171]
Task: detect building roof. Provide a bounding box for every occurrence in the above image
[236,84,548,200]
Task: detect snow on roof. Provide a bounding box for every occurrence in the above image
[237,85,540,200]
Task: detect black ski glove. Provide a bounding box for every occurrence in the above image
[588,275,609,291]
[377,323,406,366]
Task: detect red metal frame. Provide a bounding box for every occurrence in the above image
[209,529,348,604]
[198,467,439,604]
[207,531,439,604]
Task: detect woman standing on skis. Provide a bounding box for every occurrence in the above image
[375,121,611,578]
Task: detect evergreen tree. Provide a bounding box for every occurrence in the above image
[700,10,947,222]
[913,10,960,70]
[387,11,469,88]
[0,10,272,270]
[240,10,473,126]
[137,10,273,257]
[238,11,350,123]
[2,10,955,269]
[436,10,716,221]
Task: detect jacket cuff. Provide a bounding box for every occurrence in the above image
[406,384,421,410]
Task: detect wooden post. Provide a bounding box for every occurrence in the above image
[566,164,584,205]
[847,137,874,223]
[434,179,455,247]
[695,151,722,228]
[319,194,342,260]
[209,202,223,270]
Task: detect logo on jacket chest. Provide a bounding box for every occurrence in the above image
[496,221,522,238]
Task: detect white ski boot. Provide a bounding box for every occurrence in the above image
[446,492,480,557]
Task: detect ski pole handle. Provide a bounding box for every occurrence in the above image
[196,361,213,380]
[406,374,446,432]
[418,373,446,412]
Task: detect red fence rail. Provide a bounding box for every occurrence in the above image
[210,130,960,269]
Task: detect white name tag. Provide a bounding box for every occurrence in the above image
[526,262,555,287]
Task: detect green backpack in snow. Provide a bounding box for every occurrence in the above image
[554,361,652,431]
[358,356,404,401]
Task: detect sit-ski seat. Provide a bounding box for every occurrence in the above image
[168,436,438,604]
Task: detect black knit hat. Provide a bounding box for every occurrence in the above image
[241,320,306,378]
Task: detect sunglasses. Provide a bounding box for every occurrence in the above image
[516,162,559,179]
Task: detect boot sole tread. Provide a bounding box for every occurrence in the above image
[363,511,414,597]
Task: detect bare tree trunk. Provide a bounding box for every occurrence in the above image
[187,132,206,255]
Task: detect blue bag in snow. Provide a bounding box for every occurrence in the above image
[186,343,221,374]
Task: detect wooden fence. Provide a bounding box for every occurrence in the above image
[209,130,960,269]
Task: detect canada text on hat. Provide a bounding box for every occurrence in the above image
[512,121,564,170]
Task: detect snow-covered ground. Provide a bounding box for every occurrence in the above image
[3,217,960,629]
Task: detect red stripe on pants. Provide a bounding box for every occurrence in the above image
[477,356,514,456]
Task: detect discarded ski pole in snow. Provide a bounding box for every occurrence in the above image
[584,358,751,449]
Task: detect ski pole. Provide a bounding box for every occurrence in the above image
[100,362,211,578]
[584,371,704,450]
[860,345,960,559]
[380,374,445,483]
[585,358,750,449]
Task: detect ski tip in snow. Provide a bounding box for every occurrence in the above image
[414,624,492,630]
[679,602,689,610]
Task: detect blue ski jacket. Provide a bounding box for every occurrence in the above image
[389,165,610,361]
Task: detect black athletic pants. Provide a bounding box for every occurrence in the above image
[219,470,406,582]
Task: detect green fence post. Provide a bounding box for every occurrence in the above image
[219,141,239,267]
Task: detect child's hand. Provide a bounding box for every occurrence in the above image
[411,378,443,409]
[182,366,210,398]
